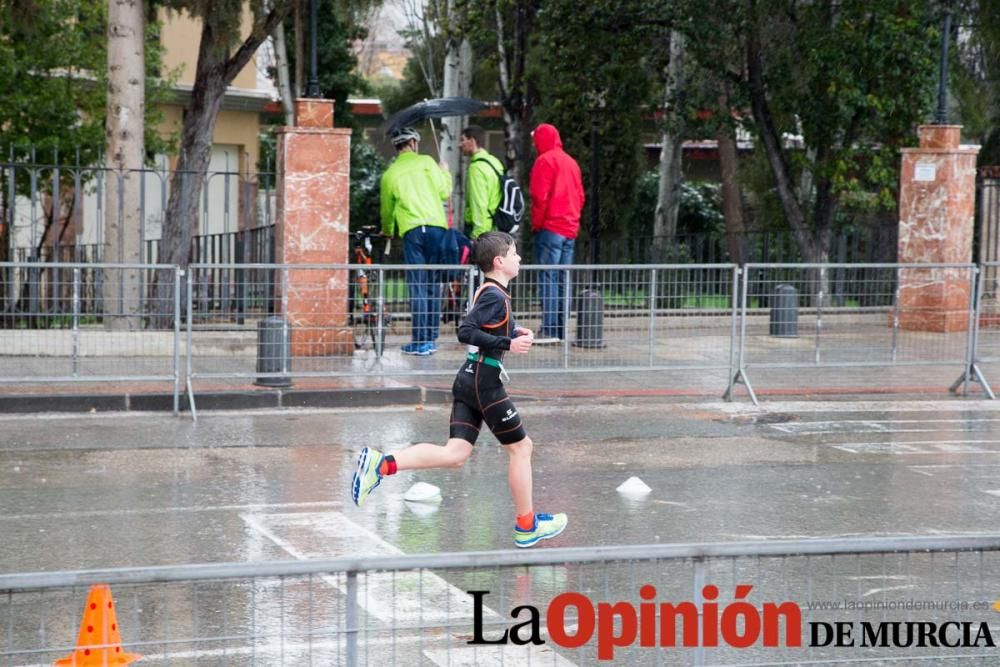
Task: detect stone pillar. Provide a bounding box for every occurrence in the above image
[896,125,979,332]
[275,98,353,356]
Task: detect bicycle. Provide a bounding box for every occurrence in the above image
[440,228,473,333]
[349,225,392,356]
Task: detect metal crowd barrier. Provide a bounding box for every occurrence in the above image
[973,261,1000,372]
[0,261,183,411]
[729,263,990,404]
[5,260,1000,412]
[180,263,741,413]
[2,535,1000,665]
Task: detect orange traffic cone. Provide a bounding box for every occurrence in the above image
[54,584,141,666]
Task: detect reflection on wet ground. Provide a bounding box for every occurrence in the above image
[4,398,1000,664]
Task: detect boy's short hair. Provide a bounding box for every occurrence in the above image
[472,231,515,273]
[462,125,486,149]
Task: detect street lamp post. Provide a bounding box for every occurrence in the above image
[934,4,952,125]
[305,0,321,98]
[589,113,600,264]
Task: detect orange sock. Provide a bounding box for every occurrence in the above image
[516,512,535,531]
[379,455,397,476]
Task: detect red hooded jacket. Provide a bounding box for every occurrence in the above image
[529,124,585,239]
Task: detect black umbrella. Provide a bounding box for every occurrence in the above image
[383,97,488,135]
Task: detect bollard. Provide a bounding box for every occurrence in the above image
[769,284,799,337]
[573,288,606,348]
[255,316,293,387]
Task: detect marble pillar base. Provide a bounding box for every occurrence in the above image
[896,273,970,333]
[290,328,355,357]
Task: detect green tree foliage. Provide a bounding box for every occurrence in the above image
[349,139,385,228]
[283,0,371,128]
[630,172,723,238]
[0,0,171,164]
[0,0,105,160]
[267,0,382,231]
[0,0,173,270]
[677,0,939,262]
[954,0,1000,165]
[533,0,663,246]
[374,7,496,118]
[375,55,437,116]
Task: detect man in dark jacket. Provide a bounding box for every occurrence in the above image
[529,123,585,343]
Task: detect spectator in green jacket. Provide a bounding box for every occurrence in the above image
[460,125,502,240]
[380,126,453,355]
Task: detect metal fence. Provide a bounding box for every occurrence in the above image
[2,535,1000,665]
[5,260,1000,411]
[182,263,740,404]
[1,159,276,267]
[575,225,899,266]
[0,261,183,409]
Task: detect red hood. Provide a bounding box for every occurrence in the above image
[532,124,562,154]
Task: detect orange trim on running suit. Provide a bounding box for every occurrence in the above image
[472,283,510,330]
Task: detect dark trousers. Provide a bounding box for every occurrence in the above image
[403,225,448,344]
[534,229,576,339]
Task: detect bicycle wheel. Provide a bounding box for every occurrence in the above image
[353,313,370,350]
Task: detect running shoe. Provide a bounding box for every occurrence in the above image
[513,512,568,548]
[351,447,384,507]
[412,342,436,356]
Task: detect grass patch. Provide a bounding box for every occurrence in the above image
[604,289,648,307]
[680,295,731,309]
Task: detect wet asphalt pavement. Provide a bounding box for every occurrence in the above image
[5,397,1000,666]
[4,397,1000,571]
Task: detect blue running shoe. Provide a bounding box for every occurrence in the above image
[351,447,384,507]
[402,342,421,355]
[412,342,436,356]
[513,512,568,548]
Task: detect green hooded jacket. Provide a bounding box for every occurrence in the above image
[380,151,453,238]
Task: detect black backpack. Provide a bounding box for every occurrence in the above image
[471,157,525,235]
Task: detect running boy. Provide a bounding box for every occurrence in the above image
[351,231,568,548]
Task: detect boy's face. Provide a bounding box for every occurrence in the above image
[494,242,521,280]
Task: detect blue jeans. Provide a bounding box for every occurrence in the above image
[534,229,575,339]
[403,225,448,344]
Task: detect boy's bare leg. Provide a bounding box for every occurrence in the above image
[393,438,473,470]
[506,437,534,518]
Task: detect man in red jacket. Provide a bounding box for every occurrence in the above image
[529,123,585,343]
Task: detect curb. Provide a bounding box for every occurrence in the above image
[0,383,978,415]
[0,387,455,414]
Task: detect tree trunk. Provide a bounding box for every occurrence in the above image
[717,102,745,265]
[495,2,520,176]
[496,0,537,240]
[439,0,467,225]
[746,15,813,263]
[810,173,835,306]
[104,0,145,331]
[440,27,472,225]
[653,31,685,254]
[274,20,295,125]
[154,6,287,327]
